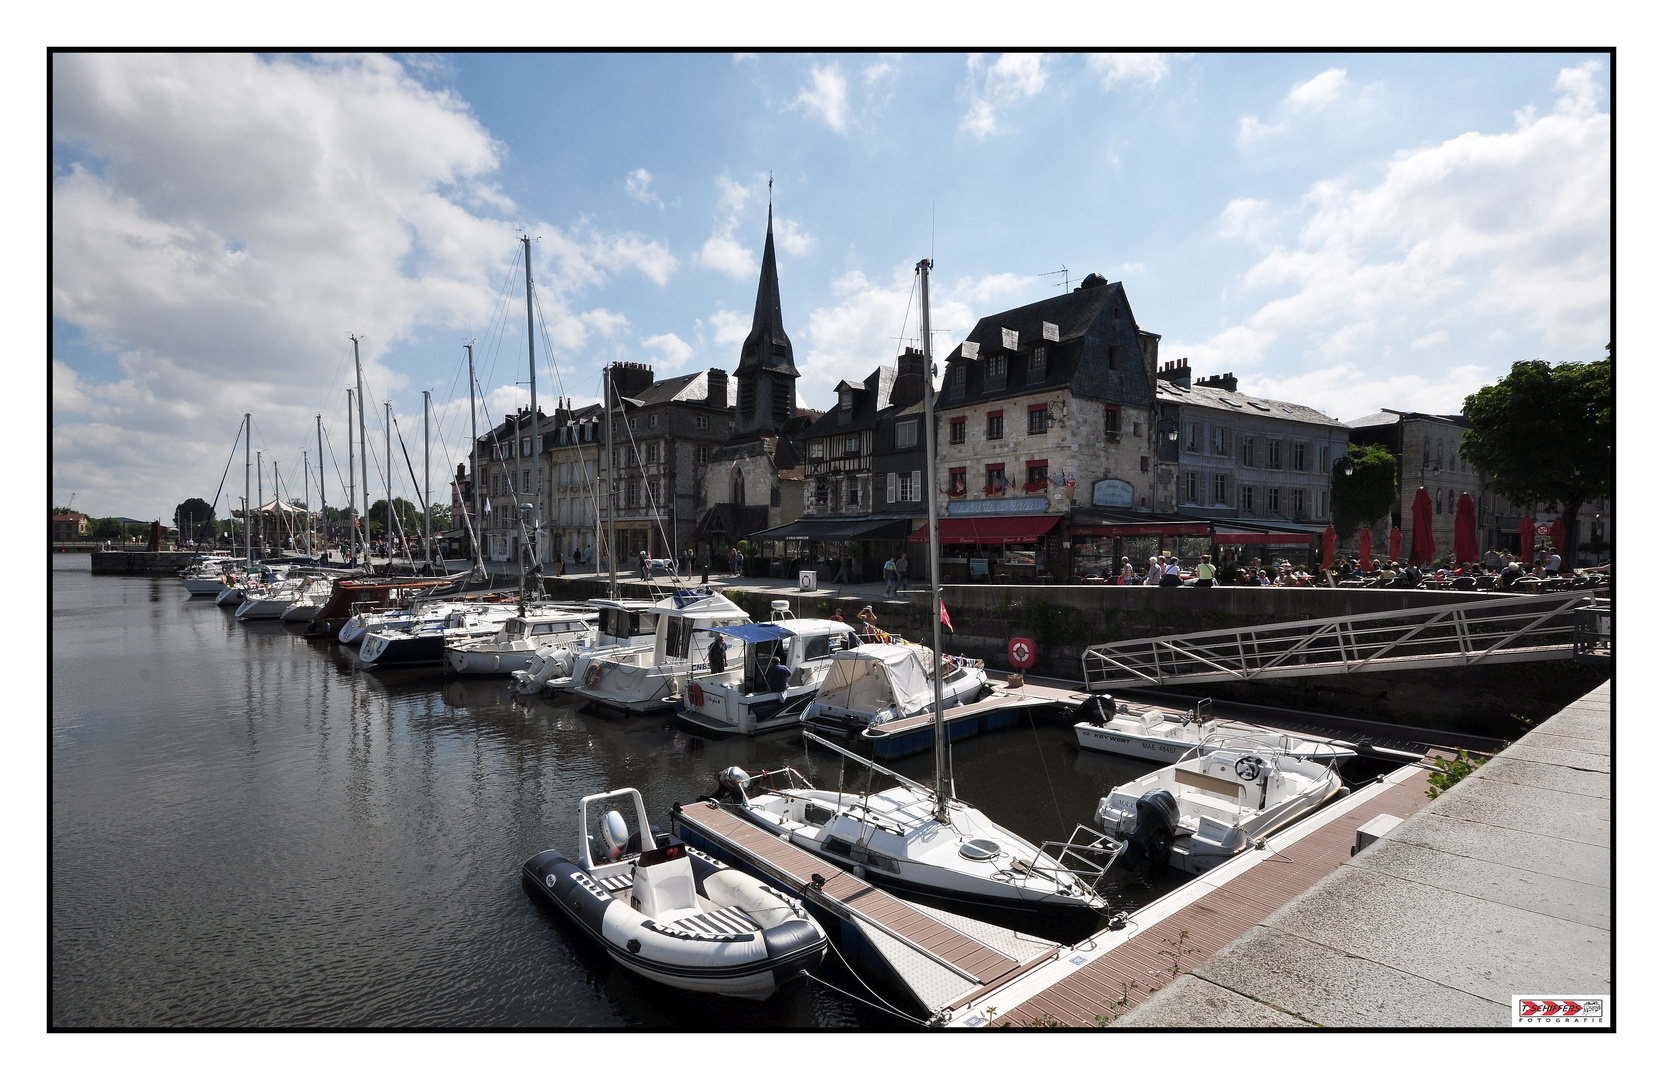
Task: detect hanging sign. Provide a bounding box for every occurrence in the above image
[1092,479,1135,508]
[1008,637,1037,669]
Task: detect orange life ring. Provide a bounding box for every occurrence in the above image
[688,682,705,707]
[583,662,604,689]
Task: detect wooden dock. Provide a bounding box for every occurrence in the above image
[939,761,1431,1027]
[672,800,1059,1018]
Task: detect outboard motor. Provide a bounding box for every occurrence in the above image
[1069,693,1118,727]
[712,766,752,804]
[1124,789,1180,869]
[589,809,631,865]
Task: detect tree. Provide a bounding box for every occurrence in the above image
[1330,444,1399,540]
[173,498,218,543]
[426,502,453,533]
[1461,347,1613,559]
[365,497,421,540]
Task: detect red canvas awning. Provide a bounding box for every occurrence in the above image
[909,514,1064,545]
[1213,531,1318,546]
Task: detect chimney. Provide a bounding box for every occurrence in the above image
[1195,371,1238,393]
[1157,358,1193,389]
[705,368,729,408]
[608,360,655,401]
[890,347,926,409]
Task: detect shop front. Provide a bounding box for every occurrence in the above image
[749,515,913,582]
[1212,528,1323,574]
[907,496,1064,583]
[1066,515,1213,582]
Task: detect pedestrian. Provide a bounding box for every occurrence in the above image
[584,542,593,566]
[707,633,726,674]
[1160,556,1182,587]
[1195,553,1215,589]
[733,547,745,576]
[1144,555,1162,586]
[856,605,879,640]
[638,550,649,580]
[883,557,897,597]
[897,553,910,592]
[555,551,565,576]
[1118,557,1133,585]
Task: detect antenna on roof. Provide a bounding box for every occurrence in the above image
[1040,265,1070,291]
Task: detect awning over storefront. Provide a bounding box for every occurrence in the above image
[751,516,913,542]
[1213,531,1319,546]
[908,514,1063,545]
[1069,522,1211,538]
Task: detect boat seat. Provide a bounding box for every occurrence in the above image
[661,906,762,938]
[595,872,633,893]
[631,854,703,923]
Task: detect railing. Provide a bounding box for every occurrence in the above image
[1572,596,1613,664]
[1082,591,1607,690]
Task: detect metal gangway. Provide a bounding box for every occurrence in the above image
[1082,591,1609,690]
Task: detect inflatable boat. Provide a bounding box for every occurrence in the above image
[522,787,828,1000]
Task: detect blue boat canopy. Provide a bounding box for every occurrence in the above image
[716,623,797,644]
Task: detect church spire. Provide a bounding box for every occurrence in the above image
[737,181,796,377]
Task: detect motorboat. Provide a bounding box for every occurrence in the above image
[509,598,659,694]
[570,590,750,714]
[799,642,990,738]
[444,610,598,675]
[1072,695,1356,765]
[521,787,827,1000]
[1093,746,1347,875]
[357,602,522,668]
[708,744,1116,940]
[677,619,864,736]
[279,574,340,622]
[301,575,460,638]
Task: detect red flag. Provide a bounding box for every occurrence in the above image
[939,600,955,633]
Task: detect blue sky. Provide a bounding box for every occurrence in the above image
[51,51,1610,520]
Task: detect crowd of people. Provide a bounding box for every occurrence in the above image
[1090,548,1608,591]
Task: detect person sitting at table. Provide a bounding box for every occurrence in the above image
[1401,562,1423,588]
[1374,562,1398,587]
[1499,560,1525,588]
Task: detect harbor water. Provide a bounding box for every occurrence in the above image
[51,554,1192,1028]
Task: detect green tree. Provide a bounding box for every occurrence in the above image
[1461,347,1612,558]
[173,497,218,542]
[426,502,453,533]
[365,497,422,540]
[1330,444,1399,540]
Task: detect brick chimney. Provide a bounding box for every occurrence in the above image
[1157,358,1193,389]
[1195,371,1238,393]
[608,361,655,401]
[890,347,926,409]
[705,368,729,408]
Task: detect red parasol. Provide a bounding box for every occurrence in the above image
[1358,527,1374,572]
[1321,525,1336,568]
[1550,518,1566,558]
[1389,526,1402,562]
[1453,492,1479,565]
[1518,515,1533,559]
[1409,487,1435,566]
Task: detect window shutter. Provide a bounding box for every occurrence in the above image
[887,472,896,503]
[911,471,920,502]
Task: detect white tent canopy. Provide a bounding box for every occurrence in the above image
[231,498,308,517]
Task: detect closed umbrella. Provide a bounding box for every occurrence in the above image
[1550,518,1566,560]
[1389,526,1402,562]
[1518,515,1533,560]
[1321,525,1336,568]
[1453,493,1479,565]
[1358,527,1374,572]
[1409,487,1435,566]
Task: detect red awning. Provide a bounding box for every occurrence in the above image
[909,515,1063,545]
[1071,522,1210,538]
[1214,531,1318,546]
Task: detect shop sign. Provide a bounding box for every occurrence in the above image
[946,496,1049,516]
[1092,479,1134,508]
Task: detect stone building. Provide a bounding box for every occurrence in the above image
[1154,362,1350,561]
[52,512,90,544]
[1346,409,1489,559]
[472,405,549,565]
[870,347,930,520]
[928,274,1159,580]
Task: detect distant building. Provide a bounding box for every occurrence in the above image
[51,512,89,543]
[1345,409,1488,558]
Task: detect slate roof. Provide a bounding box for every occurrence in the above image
[1158,380,1344,426]
[940,280,1154,409]
[633,370,722,408]
[801,366,895,439]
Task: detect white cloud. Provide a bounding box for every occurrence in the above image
[1285,67,1347,111]
[863,60,898,85]
[774,216,814,257]
[794,64,850,134]
[1087,53,1169,91]
[1170,65,1608,423]
[699,233,756,281]
[1218,197,1277,245]
[960,53,1050,140]
[1411,330,1450,351]
[709,309,751,346]
[640,332,695,369]
[624,168,661,208]
[1236,115,1284,146]
[49,53,677,515]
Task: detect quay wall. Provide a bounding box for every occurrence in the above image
[89,551,193,575]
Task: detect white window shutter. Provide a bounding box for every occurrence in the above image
[887,472,896,503]
[911,471,920,502]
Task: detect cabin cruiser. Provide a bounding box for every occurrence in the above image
[708,748,1115,940]
[570,590,750,714]
[444,610,598,675]
[301,575,460,638]
[677,619,863,736]
[1072,695,1356,765]
[522,787,827,999]
[509,598,659,694]
[357,601,526,668]
[1094,746,1346,875]
[799,642,990,738]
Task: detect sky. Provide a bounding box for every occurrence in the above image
[50,50,1610,522]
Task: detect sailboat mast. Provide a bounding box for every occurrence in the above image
[467,343,480,559]
[605,363,617,598]
[422,390,432,569]
[303,450,311,556]
[918,257,949,824]
[244,411,252,564]
[353,335,370,571]
[385,401,394,568]
[257,451,264,557]
[347,389,357,563]
[523,235,540,572]
[316,414,325,556]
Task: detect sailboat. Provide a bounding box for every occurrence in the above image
[703,258,1116,938]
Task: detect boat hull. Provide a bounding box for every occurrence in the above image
[1074,721,1354,765]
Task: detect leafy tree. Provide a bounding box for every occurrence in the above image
[365,497,422,540]
[1461,347,1613,557]
[52,506,74,515]
[426,502,453,533]
[1330,444,1399,540]
[173,497,218,542]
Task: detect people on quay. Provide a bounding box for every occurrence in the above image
[1545,550,1562,574]
[1144,556,1163,586]
[1118,557,1134,585]
[1195,554,1215,588]
[554,551,565,576]
[1160,556,1182,587]
[883,557,897,597]
[732,547,745,576]
[584,542,593,566]
[1499,559,1525,588]
[638,550,650,580]
[896,553,910,592]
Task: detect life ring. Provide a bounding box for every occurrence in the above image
[1234,756,1263,782]
[688,682,705,707]
[583,662,604,690]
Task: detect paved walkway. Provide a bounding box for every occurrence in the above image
[1118,681,1611,1028]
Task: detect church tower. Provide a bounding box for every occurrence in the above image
[732,198,799,440]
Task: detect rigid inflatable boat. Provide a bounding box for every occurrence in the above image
[522,787,827,1000]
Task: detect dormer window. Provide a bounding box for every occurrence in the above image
[838,388,853,411]
[950,364,966,400]
[1028,346,1047,385]
[986,356,1007,392]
